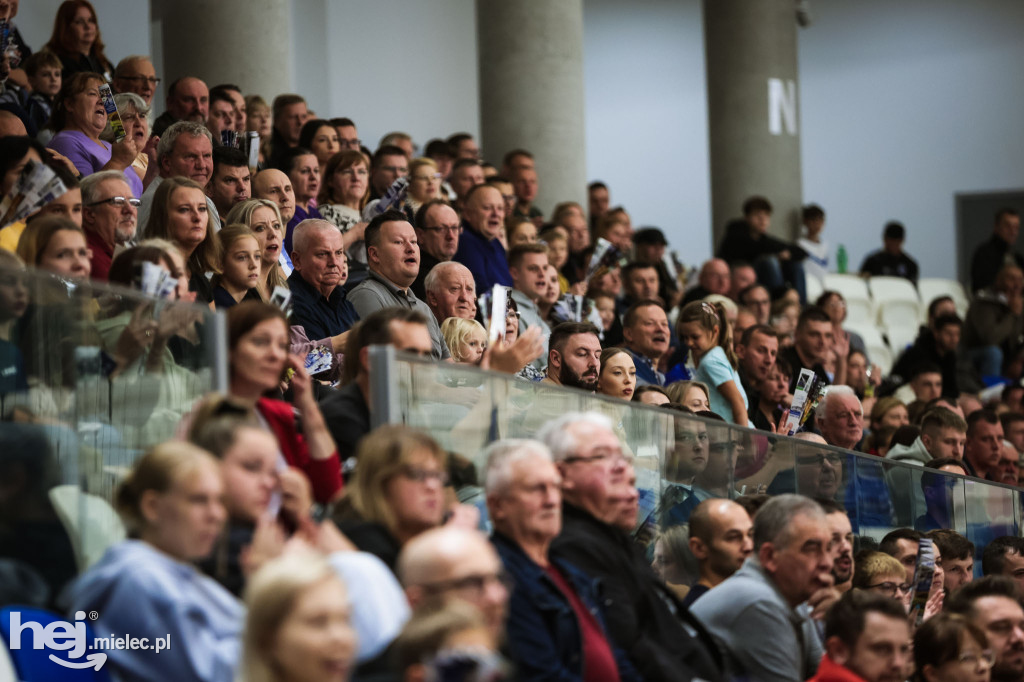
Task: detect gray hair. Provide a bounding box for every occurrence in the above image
[483,439,553,495]
[752,494,825,551]
[99,93,151,143]
[156,121,212,164]
[814,384,860,421]
[536,412,614,462]
[292,219,340,256]
[80,170,131,205]
[424,261,469,297]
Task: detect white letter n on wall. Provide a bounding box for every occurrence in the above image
[768,78,798,136]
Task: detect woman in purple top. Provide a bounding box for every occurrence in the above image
[46,72,143,198]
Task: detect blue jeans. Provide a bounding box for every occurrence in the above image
[754,254,807,303]
[969,345,1003,379]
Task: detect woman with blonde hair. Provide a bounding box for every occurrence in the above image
[225,198,289,297]
[242,552,358,682]
[333,425,453,572]
[665,380,711,412]
[405,157,442,218]
[144,176,221,304]
[68,442,242,682]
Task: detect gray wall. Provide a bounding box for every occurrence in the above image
[20,0,1024,279]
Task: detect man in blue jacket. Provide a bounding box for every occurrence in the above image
[483,437,640,682]
[453,184,512,292]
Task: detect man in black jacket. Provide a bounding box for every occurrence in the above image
[717,195,807,301]
[538,411,724,682]
[888,313,962,399]
[971,207,1022,293]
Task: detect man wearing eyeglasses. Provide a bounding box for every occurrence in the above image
[482,438,640,681]
[398,525,509,643]
[541,412,724,682]
[112,56,159,106]
[80,170,137,281]
[808,590,912,682]
[411,200,461,300]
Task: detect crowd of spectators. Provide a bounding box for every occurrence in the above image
[1,2,1024,681]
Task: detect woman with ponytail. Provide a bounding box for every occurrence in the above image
[677,299,749,426]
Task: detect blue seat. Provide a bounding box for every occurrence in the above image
[0,606,112,681]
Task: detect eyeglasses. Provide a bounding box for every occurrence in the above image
[119,75,162,86]
[400,466,449,486]
[421,224,462,235]
[867,581,912,596]
[87,196,140,209]
[563,451,633,466]
[420,571,513,598]
[505,309,521,320]
[958,650,996,667]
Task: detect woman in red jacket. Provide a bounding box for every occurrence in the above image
[227,301,343,504]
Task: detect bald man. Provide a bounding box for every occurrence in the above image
[681,258,731,306]
[0,111,27,137]
[397,526,509,642]
[252,168,296,224]
[682,498,754,608]
[424,261,476,323]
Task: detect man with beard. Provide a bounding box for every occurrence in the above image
[682,499,754,608]
[820,500,855,593]
[946,576,1024,682]
[80,171,137,281]
[541,412,724,682]
[541,322,601,391]
[622,300,671,387]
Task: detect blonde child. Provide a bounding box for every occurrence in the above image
[441,317,487,364]
[212,224,262,310]
[677,300,748,426]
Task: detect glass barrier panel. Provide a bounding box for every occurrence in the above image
[963,477,1020,565]
[375,350,1019,588]
[0,263,222,605]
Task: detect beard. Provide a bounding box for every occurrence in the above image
[560,362,598,392]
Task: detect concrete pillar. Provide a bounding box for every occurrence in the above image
[151,0,292,104]
[477,0,587,214]
[703,0,803,244]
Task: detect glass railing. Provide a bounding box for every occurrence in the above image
[0,262,224,593]
[369,347,1022,569]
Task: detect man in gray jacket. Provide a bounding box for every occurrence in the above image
[691,494,836,682]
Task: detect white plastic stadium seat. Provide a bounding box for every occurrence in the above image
[868,276,922,325]
[918,277,969,320]
[805,276,824,305]
[822,274,872,325]
[845,323,895,375]
[885,324,919,357]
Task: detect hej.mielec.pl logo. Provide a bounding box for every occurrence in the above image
[7,610,108,670]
